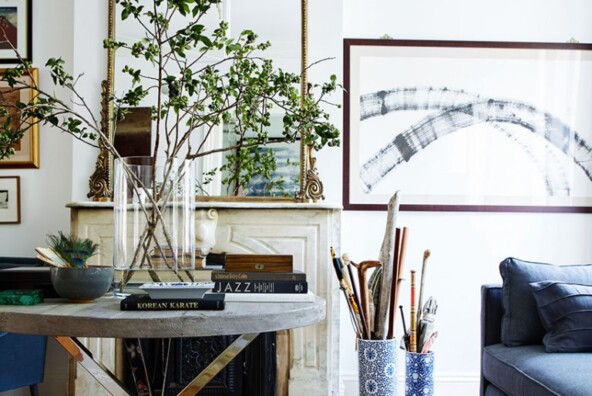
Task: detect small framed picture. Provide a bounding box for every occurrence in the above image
[245,139,301,197]
[0,0,32,63]
[0,67,39,168]
[0,176,20,224]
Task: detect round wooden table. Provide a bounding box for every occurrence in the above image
[0,296,326,395]
[0,295,326,338]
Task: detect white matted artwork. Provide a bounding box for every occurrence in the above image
[343,39,592,212]
[246,138,300,197]
[0,0,32,63]
[0,176,20,223]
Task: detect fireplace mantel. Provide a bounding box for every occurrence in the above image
[68,201,342,395]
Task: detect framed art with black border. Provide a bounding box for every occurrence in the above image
[0,0,32,63]
[0,67,39,168]
[0,175,20,224]
[343,39,592,212]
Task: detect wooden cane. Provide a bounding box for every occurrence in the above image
[375,191,401,339]
[416,249,431,326]
[388,227,408,339]
[410,270,417,352]
[357,260,381,338]
[387,228,401,339]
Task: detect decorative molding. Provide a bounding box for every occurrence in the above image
[340,371,480,396]
[86,80,112,201]
[88,0,115,201]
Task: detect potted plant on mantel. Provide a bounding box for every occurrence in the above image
[0,0,340,287]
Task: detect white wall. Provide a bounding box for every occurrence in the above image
[0,0,75,257]
[0,1,103,395]
[330,1,592,395]
[2,1,592,395]
[0,0,105,256]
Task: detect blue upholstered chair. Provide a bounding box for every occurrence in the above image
[0,332,47,396]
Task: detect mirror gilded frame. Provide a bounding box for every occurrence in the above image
[87,0,324,203]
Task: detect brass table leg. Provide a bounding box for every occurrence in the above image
[178,333,260,395]
[56,333,259,396]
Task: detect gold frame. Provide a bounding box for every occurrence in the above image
[88,0,324,202]
[0,68,39,169]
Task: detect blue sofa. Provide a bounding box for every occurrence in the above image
[481,284,592,396]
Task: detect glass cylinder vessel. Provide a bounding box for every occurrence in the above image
[113,156,195,271]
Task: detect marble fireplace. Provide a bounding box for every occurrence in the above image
[68,201,341,395]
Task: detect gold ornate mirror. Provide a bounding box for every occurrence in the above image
[88,0,324,202]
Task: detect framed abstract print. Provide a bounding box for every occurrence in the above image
[343,39,592,212]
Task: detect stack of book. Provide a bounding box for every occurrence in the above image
[119,253,314,310]
[209,254,313,302]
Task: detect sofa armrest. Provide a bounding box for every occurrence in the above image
[481,284,503,396]
[481,284,503,347]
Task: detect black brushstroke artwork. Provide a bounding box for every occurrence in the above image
[359,87,592,196]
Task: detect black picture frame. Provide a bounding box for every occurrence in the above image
[0,0,32,63]
[0,176,20,224]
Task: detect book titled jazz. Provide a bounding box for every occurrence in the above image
[120,293,225,311]
[213,280,308,293]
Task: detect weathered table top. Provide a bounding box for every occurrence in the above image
[0,296,326,338]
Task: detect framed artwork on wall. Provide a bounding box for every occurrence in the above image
[0,67,39,168]
[0,0,32,63]
[343,39,592,212]
[0,176,20,224]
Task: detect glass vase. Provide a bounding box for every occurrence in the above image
[113,157,195,273]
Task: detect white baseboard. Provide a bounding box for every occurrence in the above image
[340,371,479,396]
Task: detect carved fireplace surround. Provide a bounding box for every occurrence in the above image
[68,201,341,395]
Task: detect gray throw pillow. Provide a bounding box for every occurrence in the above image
[499,257,592,346]
[530,281,592,352]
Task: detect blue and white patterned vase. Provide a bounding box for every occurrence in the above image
[358,338,398,396]
[405,351,434,396]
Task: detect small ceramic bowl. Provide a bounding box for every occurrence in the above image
[50,266,114,303]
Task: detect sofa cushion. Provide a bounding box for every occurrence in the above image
[530,281,592,352]
[499,257,592,346]
[483,343,592,396]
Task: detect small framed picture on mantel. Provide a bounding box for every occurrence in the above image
[0,0,32,63]
[0,176,20,224]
